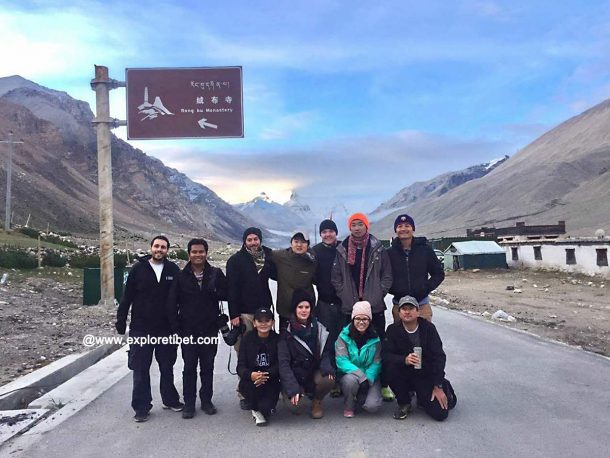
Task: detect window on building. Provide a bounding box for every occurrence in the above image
[565,249,576,265]
[533,246,542,260]
[597,249,608,267]
[511,247,519,261]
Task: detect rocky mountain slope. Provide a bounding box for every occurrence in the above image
[0,75,254,241]
[370,156,509,222]
[372,99,610,239]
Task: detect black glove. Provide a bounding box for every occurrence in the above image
[115,320,126,335]
[355,380,370,407]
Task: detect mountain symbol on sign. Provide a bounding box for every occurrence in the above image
[138,87,174,121]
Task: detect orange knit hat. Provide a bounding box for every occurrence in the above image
[348,212,369,230]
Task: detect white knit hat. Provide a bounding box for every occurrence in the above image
[351,301,372,320]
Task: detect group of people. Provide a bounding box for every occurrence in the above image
[116,212,456,426]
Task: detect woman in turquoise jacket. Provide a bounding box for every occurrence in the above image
[335,301,382,417]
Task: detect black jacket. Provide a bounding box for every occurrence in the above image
[382,317,446,386]
[312,241,341,304]
[237,330,280,382]
[278,321,335,397]
[166,262,227,337]
[226,245,275,319]
[388,236,444,303]
[116,256,180,335]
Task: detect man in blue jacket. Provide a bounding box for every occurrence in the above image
[116,235,183,422]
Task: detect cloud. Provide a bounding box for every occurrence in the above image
[155,131,510,212]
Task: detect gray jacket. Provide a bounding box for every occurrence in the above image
[331,234,393,315]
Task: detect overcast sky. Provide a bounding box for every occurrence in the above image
[2,0,610,213]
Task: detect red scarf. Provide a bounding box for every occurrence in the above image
[347,232,369,299]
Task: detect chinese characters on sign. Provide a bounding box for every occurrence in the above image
[126,67,243,139]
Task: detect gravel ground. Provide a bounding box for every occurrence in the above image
[432,268,610,356]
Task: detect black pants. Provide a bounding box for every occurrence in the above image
[128,331,180,413]
[238,377,280,416]
[316,300,342,355]
[386,363,449,421]
[181,340,218,408]
[342,311,387,385]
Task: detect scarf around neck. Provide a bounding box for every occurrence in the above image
[347,232,370,299]
[247,246,265,273]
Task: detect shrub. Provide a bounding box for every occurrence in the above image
[42,251,68,267]
[0,248,37,269]
[43,234,78,248]
[174,249,189,261]
[69,254,100,269]
[69,253,128,269]
[18,227,41,239]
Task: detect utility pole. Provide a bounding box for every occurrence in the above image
[90,65,126,306]
[1,131,24,232]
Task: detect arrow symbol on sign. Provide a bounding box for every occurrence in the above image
[198,118,218,129]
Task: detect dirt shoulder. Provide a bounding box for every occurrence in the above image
[432,268,610,356]
[0,268,116,386]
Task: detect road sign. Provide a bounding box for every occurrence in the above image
[126,67,243,139]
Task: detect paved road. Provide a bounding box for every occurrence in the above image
[4,306,610,458]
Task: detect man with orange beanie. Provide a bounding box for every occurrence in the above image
[331,212,394,400]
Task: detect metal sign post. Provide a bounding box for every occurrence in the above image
[90,65,126,306]
[1,131,24,232]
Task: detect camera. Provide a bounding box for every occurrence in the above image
[216,313,244,346]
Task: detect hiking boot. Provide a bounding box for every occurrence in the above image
[162,402,184,412]
[393,404,412,420]
[201,401,217,415]
[240,399,251,410]
[343,409,355,418]
[182,407,195,419]
[133,411,149,422]
[381,386,395,402]
[251,410,267,426]
[311,399,324,419]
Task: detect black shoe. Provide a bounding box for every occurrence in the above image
[163,401,184,412]
[393,404,412,420]
[240,399,251,410]
[182,407,195,419]
[201,402,217,415]
[133,411,149,422]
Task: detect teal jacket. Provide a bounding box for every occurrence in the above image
[335,325,382,384]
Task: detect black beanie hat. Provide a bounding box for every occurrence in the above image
[394,214,415,232]
[242,227,263,243]
[290,289,314,314]
[319,219,338,235]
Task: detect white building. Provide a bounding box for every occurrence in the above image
[500,233,610,278]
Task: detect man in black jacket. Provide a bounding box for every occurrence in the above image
[226,227,275,346]
[388,214,444,322]
[166,238,227,419]
[237,307,280,426]
[383,295,452,421]
[312,219,342,397]
[116,235,182,422]
[312,219,342,345]
[226,227,275,409]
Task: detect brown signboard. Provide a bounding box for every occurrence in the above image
[126,67,243,140]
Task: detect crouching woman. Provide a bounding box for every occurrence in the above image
[278,290,335,419]
[236,307,280,426]
[335,301,382,418]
